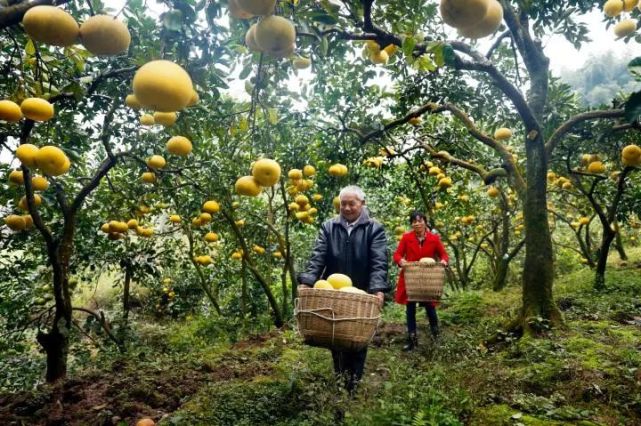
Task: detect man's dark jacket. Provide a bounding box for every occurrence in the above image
[298,209,390,294]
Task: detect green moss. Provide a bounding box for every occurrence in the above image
[564,335,610,370]
[469,404,564,425]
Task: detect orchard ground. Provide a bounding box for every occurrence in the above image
[1,249,640,425]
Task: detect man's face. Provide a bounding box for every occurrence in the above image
[340,193,364,222]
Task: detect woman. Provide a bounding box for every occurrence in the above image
[393,210,448,351]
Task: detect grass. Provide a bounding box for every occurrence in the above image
[1,249,641,425]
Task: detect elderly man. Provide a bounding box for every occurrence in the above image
[298,185,389,393]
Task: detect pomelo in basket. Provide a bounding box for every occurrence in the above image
[326,273,352,289]
[313,280,333,290]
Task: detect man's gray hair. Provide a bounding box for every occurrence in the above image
[339,185,366,202]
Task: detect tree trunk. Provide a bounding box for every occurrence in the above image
[38,244,73,382]
[594,228,615,290]
[521,133,562,331]
[493,258,510,291]
[613,221,627,261]
[122,261,132,322]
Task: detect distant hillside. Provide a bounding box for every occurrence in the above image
[559,50,641,106]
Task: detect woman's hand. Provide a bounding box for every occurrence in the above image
[439,260,448,267]
[399,259,407,267]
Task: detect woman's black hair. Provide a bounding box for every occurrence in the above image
[409,210,428,224]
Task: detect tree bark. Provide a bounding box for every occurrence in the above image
[613,221,627,261]
[521,132,562,330]
[594,229,615,291]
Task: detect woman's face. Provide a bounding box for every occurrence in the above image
[411,216,427,234]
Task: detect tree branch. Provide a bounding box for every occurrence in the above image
[545,109,625,157]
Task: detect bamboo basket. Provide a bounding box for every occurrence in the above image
[294,288,381,352]
[403,262,446,302]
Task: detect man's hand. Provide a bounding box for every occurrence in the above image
[375,291,384,307]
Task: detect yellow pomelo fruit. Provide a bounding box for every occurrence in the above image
[494,127,512,140]
[4,214,26,231]
[236,0,276,15]
[127,219,138,229]
[383,44,398,56]
[252,158,281,186]
[235,219,245,227]
[587,161,605,174]
[294,194,308,205]
[419,257,436,265]
[438,177,453,188]
[31,175,49,191]
[79,15,130,55]
[622,144,641,167]
[303,165,316,176]
[288,169,303,180]
[428,166,442,176]
[140,113,154,125]
[272,251,282,258]
[440,0,490,28]
[108,220,128,233]
[22,215,33,229]
[295,211,309,221]
[199,212,212,223]
[339,286,366,294]
[369,50,389,64]
[166,136,192,156]
[146,155,166,169]
[141,172,156,183]
[132,60,193,112]
[603,0,624,16]
[614,19,637,38]
[22,6,79,47]
[204,232,219,242]
[18,194,42,210]
[272,43,295,59]
[312,193,322,202]
[16,144,40,167]
[313,280,334,290]
[457,0,503,39]
[624,0,638,12]
[153,111,177,127]
[21,98,54,122]
[125,94,141,109]
[229,0,254,19]
[36,146,69,176]
[253,244,265,254]
[578,217,590,226]
[254,16,296,56]
[169,214,181,223]
[327,273,352,289]
[487,186,500,197]
[235,175,262,196]
[198,255,213,265]
[231,251,242,260]
[202,200,220,213]
[328,164,348,177]
[188,90,199,106]
[245,24,261,52]
[288,202,300,211]
[9,170,24,185]
[0,100,23,122]
[293,57,311,69]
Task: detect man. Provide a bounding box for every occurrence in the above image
[298,185,389,393]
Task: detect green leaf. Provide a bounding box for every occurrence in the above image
[628,57,641,80]
[25,39,35,56]
[163,10,183,31]
[403,36,416,58]
[320,37,329,57]
[624,91,641,123]
[239,64,252,80]
[267,108,278,125]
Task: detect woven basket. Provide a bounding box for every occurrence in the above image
[294,288,381,352]
[403,262,446,302]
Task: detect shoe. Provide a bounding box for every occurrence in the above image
[430,324,440,338]
[402,333,418,351]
